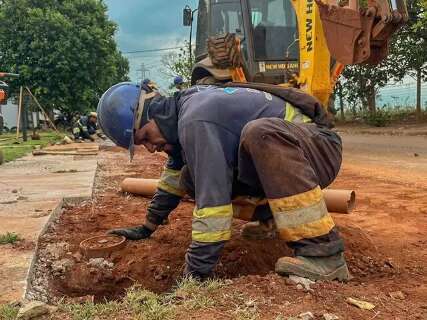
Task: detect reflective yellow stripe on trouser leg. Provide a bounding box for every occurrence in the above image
[192,204,233,242]
[268,186,335,242]
[158,167,186,197]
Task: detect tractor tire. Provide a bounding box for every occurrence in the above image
[207,33,242,69]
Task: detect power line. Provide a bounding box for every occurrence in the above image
[123,46,185,54]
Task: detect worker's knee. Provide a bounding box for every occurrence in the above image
[241,118,293,148]
[241,119,273,144]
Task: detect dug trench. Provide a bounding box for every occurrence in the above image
[30,144,427,318]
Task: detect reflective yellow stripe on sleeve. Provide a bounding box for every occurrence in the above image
[192,204,233,242]
[284,103,312,124]
[269,186,334,242]
[158,167,186,197]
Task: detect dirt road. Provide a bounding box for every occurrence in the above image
[32,134,427,319]
[341,132,427,176]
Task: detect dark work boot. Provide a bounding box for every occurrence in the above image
[241,219,277,240]
[275,253,350,281]
[108,225,154,240]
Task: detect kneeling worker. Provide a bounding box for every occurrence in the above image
[73,112,98,141]
[97,82,349,281]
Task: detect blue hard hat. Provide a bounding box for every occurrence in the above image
[97,82,142,158]
[174,76,184,85]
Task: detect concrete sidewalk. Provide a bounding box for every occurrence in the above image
[0,146,98,303]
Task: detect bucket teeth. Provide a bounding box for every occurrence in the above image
[315,0,407,65]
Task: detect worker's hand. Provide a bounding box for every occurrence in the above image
[108,225,154,240]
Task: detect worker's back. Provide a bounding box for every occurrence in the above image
[178,85,286,138]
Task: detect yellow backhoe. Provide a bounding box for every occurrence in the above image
[187,0,408,106]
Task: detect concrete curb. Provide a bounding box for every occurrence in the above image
[24,161,99,301]
[24,196,92,301]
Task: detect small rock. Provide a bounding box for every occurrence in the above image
[10,300,23,308]
[17,301,50,320]
[289,275,315,292]
[11,189,18,193]
[323,313,339,320]
[389,291,405,300]
[414,153,419,157]
[296,284,304,291]
[244,300,256,308]
[154,274,163,281]
[88,258,114,269]
[51,258,73,274]
[299,312,314,320]
[71,252,82,262]
[346,297,375,310]
[17,196,28,201]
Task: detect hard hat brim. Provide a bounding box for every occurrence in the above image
[129,86,146,162]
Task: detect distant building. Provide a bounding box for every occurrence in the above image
[0,100,18,128]
[0,100,47,130]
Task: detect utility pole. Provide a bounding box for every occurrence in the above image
[183,5,198,65]
[138,63,149,81]
[21,91,29,142]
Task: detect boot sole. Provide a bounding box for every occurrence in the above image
[275,262,350,282]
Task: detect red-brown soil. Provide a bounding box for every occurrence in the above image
[40,144,427,319]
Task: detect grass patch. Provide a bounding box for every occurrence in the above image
[60,301,124,320]
[0,232,22,245]
[0,131,64,162]
[0,304,19,320]
[125,288,174,320]
[57,278,227,320]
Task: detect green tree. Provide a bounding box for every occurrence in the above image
[160,41,195,91]
[341,45,407,114]
[0,0,129,117]
[392,0,427,120]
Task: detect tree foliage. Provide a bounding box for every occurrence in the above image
[0,0,129,115]
[160,41,194,90]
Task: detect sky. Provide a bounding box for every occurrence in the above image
[104,0,198,89]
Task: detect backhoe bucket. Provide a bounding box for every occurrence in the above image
[315,0,408,65]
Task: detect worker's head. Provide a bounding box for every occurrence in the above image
[133,119,172,153]
[143,78,159,91]
[97,82,177,160]
[174,76,184,88]
[88,112,97,124]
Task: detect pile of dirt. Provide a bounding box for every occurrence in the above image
[37,148,388,298]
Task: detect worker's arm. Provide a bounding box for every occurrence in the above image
[145,153,185,226]
[80,125,92,140]
[180,120,237,279]
[72,119,92,140]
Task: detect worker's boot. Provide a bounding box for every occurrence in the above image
[275,253,350,281]
[241,219,277,240]
[108,225,154,240]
